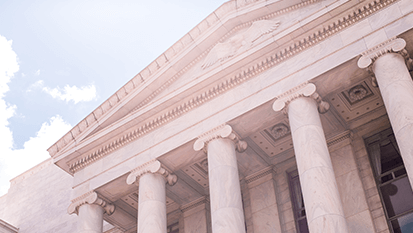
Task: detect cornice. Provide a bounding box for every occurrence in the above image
[193,124,248,153]
[67,0,399,173]
[68,191,115,215]
[126,159,178,186]
[272,83,330,114]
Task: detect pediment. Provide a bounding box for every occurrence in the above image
[48,0,377,173]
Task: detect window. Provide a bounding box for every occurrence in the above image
[288,170,309,233]
[365,129,413,233]
[167,222,179,233]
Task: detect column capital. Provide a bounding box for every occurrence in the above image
[126,159,178,186]
[272,82,329,114]
[68,191,115,215]
[358,38,407,69]
[193,124,248,153]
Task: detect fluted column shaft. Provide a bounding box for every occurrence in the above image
[78,204,104,233]
[372,52,413,187]
[207,138,246,233]
[138,172,167,233]
[288,96,348,233]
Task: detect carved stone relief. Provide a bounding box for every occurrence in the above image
[202,20,280,69]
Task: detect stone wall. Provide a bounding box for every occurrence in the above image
[0,159,78,233]
[330,138,376,233]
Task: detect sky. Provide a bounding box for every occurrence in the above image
[0,0,228,196]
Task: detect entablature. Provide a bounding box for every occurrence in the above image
[51,0,410,183]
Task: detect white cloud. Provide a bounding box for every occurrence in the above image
[35,69,40,76]
[0,36,19,97]
[0,35,19,153]
[0,35,72,195]
[0,116,72,195]
[42,84,97,104]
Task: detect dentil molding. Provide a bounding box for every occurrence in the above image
[126,160,178,186]
[272,82,330,114]
[68,191,115,215]
[193,124,248,153]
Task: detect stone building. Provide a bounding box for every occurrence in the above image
[1,0,413,232]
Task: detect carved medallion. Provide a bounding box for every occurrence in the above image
[341,81,373,105]
[348,85,368,102]
[265,123,290,141]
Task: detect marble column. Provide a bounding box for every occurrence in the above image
[127,160,178,233]
[194,124,247,233]
[273,83,349,233]
[358,38,413,187]
[68,191,115,233]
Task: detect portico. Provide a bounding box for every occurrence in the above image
[43,0,413,232]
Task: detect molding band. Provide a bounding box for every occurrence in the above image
[244,166,274,184]
[68,191,115,215]
[126,159,178,186]
[327,130,353,147]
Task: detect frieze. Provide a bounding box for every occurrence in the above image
[67,0,399,173]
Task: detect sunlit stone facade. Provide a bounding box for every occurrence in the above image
[2,0,413,232]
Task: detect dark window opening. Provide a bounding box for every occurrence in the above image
[288,170,309,233]
[365,129,413,233]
